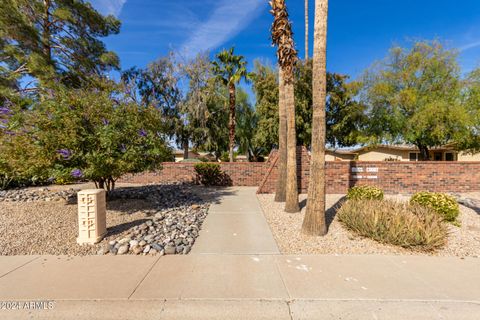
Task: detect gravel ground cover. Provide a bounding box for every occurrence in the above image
[258,193,480,257]
[0,183,211,256]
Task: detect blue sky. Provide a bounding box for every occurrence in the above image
[90,0,480,80]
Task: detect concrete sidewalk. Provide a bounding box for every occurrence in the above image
[0,254,479,319]
[192,187,279,255]
[0,187,479,319]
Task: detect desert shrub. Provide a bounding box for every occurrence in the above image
[347,185,384,200]
[194,163,231,186]
[410,192,460,222]
[337,200,447,251]
[220,151,239,162]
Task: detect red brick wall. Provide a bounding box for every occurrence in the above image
[258,148,480,194]
[119,162,268,186]
[119,149,480,194]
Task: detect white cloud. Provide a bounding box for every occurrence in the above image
[181,0,264,57]
[459,40,480,52]
[89,0,127,17]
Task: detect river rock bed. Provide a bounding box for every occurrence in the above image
[99,202,208,256]
[0,188,78,203]
[0,183,211,256]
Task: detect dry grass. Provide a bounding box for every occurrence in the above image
[337,200,448,252]
[258,193,480,257]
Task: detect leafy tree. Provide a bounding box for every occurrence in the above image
[360,41,472,160]
[1,79,172,191]
[252,60,364,151]
[235,89,262,161]
[251,61,279,150]
[294,59,313,147]
[212,47,250,162]
[0,0,120,92]
[194,80,230,160]
[459,69,480,151]
[176,54,216,158]
[326,73,366,148]
[123,53,223,160]
[121,55,181,148]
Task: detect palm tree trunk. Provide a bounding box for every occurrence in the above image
[228,83,236,162]
[43,0,52,62]
[305,0,309,60]
[302,0,329,236]
[285,77,300,213]
[275,68,287,202]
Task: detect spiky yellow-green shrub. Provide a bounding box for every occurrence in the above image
[347,186,384,201]
[337,200,447,251]
[410,192,459,222]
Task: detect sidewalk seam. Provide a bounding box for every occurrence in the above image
[274,256,292,301]
[0,256,40,279]
[127,256,161,300]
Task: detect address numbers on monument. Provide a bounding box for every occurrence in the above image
[351,167,379,179]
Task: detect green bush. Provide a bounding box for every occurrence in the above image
[347,186,384,200]
[410,192,460,222]
[0,80,173,191]
[194,163,225,186]
[337,200,447,251]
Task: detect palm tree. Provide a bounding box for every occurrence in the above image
[270,0,300,212]
[274,68,287,202]
[302,0,329,235]
[212,48,249,162]
[305,0,309,60]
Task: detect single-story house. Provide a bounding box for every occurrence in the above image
[173,150,200,162]
[174,150,219,162]
[327,145,480,162]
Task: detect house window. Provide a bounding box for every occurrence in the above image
[445,153,455,161]
[409,153,419,161]
[434,152,443,161]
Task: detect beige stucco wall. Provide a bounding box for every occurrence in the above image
[325,151,355,161]
[357,148,409,161]
[357,147,478,162]
[457,152,480,161]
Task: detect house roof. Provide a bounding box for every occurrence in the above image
[327,144,458,155]
[173,150,200,156]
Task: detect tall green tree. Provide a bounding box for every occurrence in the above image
[326,73,366,148]
[177,54,217,158]
[0,0,120,92]
[236,89,262,161]
[361,41,471,160]
[252,60,364,151]
[212,47,250,162]
[251,61,279,151]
